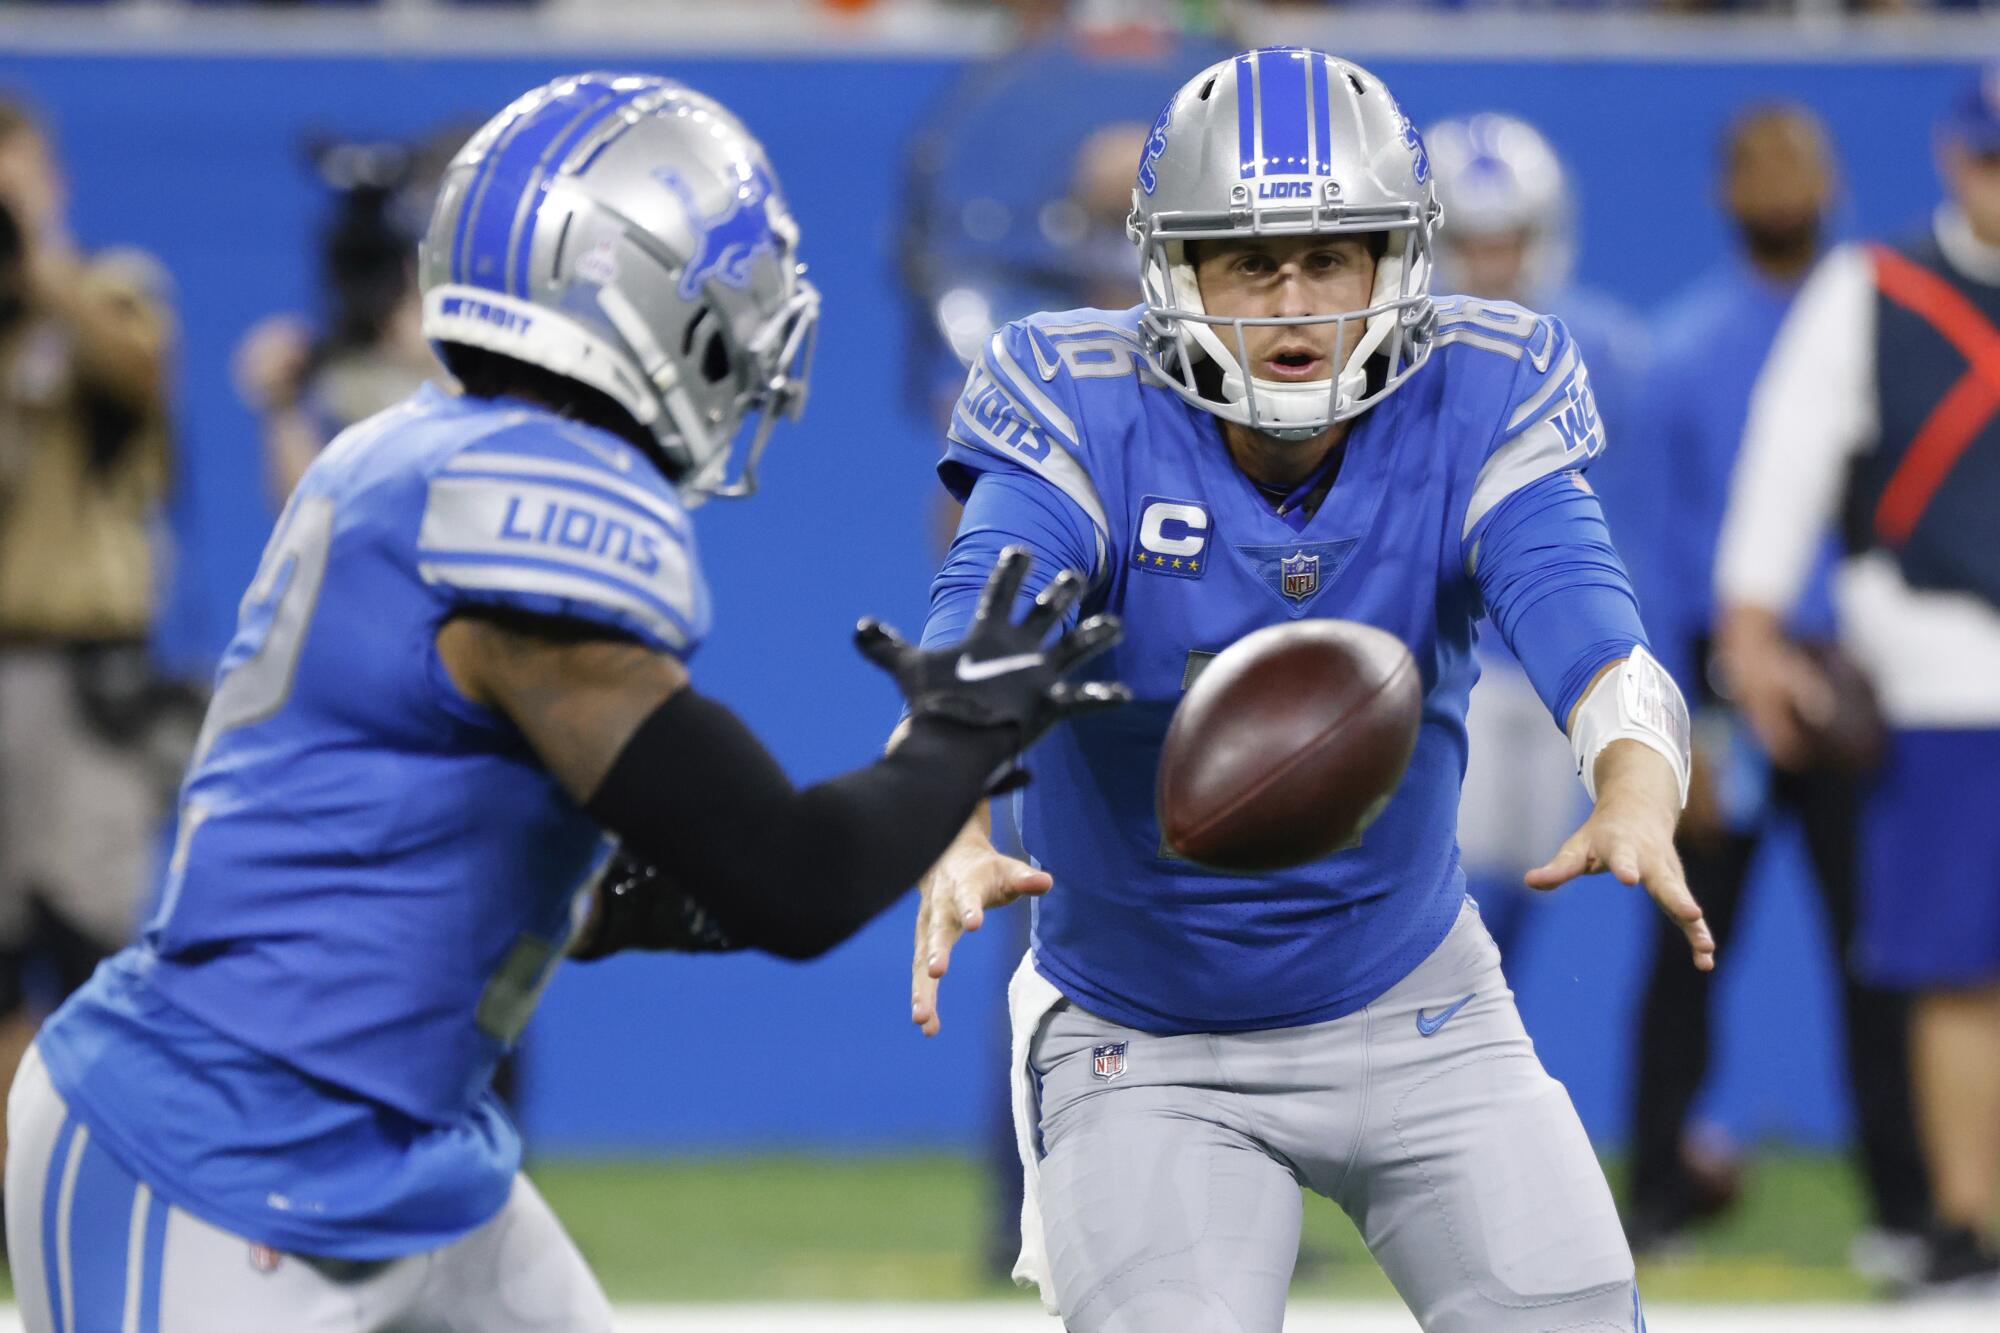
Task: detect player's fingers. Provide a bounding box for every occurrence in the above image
[1048,614,1123,673]
[1002,861,1055,900]
[1524,831,1592,890]
[1609,841,1642,886]
[853,619,910,673]
[911,969,940,1031]
[926,901,967,979]
[911,895,941,1026]
[1686,916,1718,972]
[974,547,1033,629]
[1020,569,1085,640]
[953,876,989,934]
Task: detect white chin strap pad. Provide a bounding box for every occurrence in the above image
[1568,644,1692,807]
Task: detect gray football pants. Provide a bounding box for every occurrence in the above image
[6,1044,614,1332]
[1028,904,1642,1333]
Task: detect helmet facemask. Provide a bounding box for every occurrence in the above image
[661,279,819,503]
[1133,191,1439,442]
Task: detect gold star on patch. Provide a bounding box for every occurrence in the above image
[1171,558,1183,569]
[1188,560,1199,571]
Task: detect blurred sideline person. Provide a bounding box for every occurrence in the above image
[4,73,1121,1328]
[1425,113,1652,966]
[234,132,456,508]
[0,96,178,1194]
[1716,68,2000,1294]
[909,48,1713,1332]
[1627,104,1932,1274]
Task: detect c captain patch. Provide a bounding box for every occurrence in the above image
[1134,496,1209,579]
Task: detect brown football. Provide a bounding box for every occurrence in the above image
[1157,620,1422,872]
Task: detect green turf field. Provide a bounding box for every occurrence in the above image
[530,1150,1899,1305]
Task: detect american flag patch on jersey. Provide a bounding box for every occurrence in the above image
[1092,1041,1129,1082]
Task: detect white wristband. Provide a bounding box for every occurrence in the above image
[1569,645,1692,808]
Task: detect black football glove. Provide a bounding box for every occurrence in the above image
[568,846,740,962]
[854,547,1129,782]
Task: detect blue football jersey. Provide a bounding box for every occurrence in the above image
[940,301,1612,1034]
[36,382,708,1257]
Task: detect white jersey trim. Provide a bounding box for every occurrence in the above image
[988,332,1079,447]
[949,366,1112,552]
[416,559,689,651]
[418,473,698,636]
[442,451,690,537]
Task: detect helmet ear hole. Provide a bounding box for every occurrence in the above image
[681,305,712,356]
[701,330,732,384]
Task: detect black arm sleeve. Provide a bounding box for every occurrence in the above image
[584,688,1016,960]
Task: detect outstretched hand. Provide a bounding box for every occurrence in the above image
[1525,740,1715,972]
[855,547,1128,747]
[911,839,1050,1037]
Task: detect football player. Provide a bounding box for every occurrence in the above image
[907,48,1711,1332]
[4,73,1122,1330]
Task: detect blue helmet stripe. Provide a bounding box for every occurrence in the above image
[1257,48,1309,175]
[505,82,656,297]
[1235,53,1258,179]
[459,79,623,294]
[452,94,564,290]
[1309,53,1333,175]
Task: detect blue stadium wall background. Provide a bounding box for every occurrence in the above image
[0,46,1968,1154]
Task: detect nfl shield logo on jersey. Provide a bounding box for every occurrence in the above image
[1092,1041,1129,1081]
[1281,550,1319,601]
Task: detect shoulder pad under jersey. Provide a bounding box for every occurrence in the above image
[1433,298,1605,542]
[941,311,1156,578]
[413,405,710,657]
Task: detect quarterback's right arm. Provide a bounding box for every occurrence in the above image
[910,473,1104,1033]
[911,326,1110,1032]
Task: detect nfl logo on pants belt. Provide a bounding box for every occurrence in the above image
[1092,1042,1129,1081]
[1281,550,1319,601]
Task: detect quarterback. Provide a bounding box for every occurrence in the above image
[909,48,1711,1332]
[3,74,1121,1330]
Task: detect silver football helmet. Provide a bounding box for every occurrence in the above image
[1424,113,1574,305]
[1129,47,1441,440]
[419,73,819,502]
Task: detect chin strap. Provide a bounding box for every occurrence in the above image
[1568,645,1692,807]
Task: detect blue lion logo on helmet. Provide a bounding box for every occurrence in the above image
[1138,103,1172,197]
[1397,108,1431,185]
[656,164,783,301]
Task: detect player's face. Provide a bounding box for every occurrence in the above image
[1942,140,2000,248]
[1443,229,1532,304]
[1194,235,1377,384]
